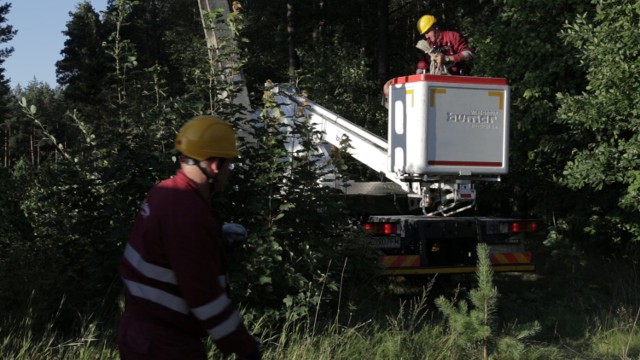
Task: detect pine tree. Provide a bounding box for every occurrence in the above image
[56,1,108,111]
[0,3,17,167]
[435,244,540,359]
[0,3,16,88]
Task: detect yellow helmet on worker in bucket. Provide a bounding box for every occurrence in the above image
[175,115,239,161]
[417,15,437,34]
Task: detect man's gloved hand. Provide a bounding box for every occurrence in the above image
[431,53,445,66]
[222,223,247,246]
[416,39,430,53]
[417,60,428,74]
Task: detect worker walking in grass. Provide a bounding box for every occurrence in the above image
[118,115,261,360]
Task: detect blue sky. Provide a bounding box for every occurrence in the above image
[3,0,109,88]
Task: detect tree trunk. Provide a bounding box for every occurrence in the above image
[30,127,35,165]
[2,125,8,167]
[311,0,325,46]
[376,0,389,86]
[287,2,299,82]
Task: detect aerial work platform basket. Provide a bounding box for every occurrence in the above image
[388,74,510,178]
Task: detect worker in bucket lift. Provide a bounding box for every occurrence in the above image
[415,14,474,76]
[118,115,261,360]
[382,14,474,99]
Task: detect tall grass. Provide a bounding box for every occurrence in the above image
[250,285,456,360]
[0,310,119,360]
[3,303,639,359]
[0,292,119,360]
[3,271,640,359]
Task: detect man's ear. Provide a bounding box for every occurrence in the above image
[210,158,225,172]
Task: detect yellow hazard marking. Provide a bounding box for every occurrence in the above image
[488,91,504,110]
[405,89,414,107]
[429,88,446,107]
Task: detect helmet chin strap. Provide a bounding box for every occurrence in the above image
[183,157,218,184]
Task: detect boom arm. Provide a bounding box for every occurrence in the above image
[275,87,405,189]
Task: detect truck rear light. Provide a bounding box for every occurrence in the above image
[364,222,398,235]
[511,221,538,233]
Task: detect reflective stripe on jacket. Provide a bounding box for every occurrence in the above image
[119,169,254,356]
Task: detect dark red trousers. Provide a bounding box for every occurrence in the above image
[118,309,208,360]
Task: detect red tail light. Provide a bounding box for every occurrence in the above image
[364,222,398,235]
[511,221,538,233]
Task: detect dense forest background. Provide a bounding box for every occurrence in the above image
[0,0,639,357]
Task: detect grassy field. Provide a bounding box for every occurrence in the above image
[2,244,639,360]
[1,303,638,359]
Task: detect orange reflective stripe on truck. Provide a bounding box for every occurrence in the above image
[383,264,535,276]
[379,255,420,268]
[490,251,532,265]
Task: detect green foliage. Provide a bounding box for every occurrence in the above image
[291,32,388,181]
[0,2,17,165]
[0,0,200,325]
[295,31,387,135]
[197,4,249,116]
[10,0,385,332]
[0,167,33,312]
[223,81,381,324]
[436,244,540,359]
[103,0,140,106]
[455,0,590,219]
[0,3,16,65]
[56,1,108,110]
[3,82,66,167]
[242,0,388,135]
[2,1,640,356]
[6,107,138,322]
[0,13,14,123]
[556,0,640,243]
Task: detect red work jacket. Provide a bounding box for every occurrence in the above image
[119,169,254,357]
[417,30,473,75]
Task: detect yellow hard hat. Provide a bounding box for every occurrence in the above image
[175,115,239,160]
[417,15,437,34]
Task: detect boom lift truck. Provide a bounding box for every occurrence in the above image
[274,76,538,275]
[198,1,538,276]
